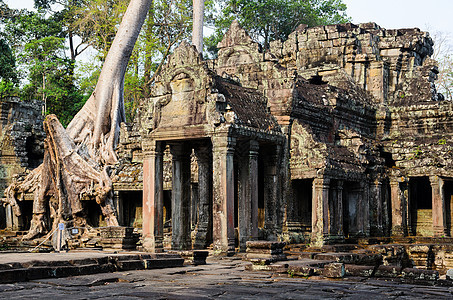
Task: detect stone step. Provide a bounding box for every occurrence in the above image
[0,253,184,284]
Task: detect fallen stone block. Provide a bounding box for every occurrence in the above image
[115,260,145,271]
[26,267,53,280]
[143,258,184,269]
[323,263,345,278]
[374,265,402,278]
[287,265,315,277]
[0,268,28,283]
[344,264,374,277]
[68,258,99,266]
[245,241,286,262]
[0,263,14,270]
[246,241,286,250]
[402,268,439,281]
[53,265,82,278]
[298,252,319,259]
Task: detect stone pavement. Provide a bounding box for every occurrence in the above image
[1,256,453,299]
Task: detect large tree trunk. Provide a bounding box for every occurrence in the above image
[192,0,204,53]
[3,0,153,240]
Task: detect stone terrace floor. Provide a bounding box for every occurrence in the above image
[1,255,453,299]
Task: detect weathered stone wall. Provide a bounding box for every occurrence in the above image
[0,98,44,230]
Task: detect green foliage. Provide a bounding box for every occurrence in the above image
[438,138,447,145]
[20,36,83,126]
[410,146,422,160]
[205,0,350,56]
[75,0,194,122]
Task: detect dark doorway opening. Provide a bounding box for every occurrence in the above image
[409,177,432,236]
[292,179,313,232]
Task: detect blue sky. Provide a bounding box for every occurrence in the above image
[343,0,452,35]
[6,0,453,49]
[8,0,452,34]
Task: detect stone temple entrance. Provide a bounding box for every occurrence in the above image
[139,42,284,254]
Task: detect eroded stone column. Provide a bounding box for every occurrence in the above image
[390,178,406,236]
[430,176,448,237]
[142,141,164,252]
[312,177,330,246]
[113,191,123,226]
[249,141,259,242]
[332,180,344,238]
[370,180,384,236]
[170,143,192,250]
[238,140,259,251]
[336,180,344,238]
[263,145,281,240]
[193,145,212,249]
[212,134,236,254]
[357,181,370,236]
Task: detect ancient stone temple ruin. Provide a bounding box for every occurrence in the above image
[3,21,453,256]
[109,20,453,253]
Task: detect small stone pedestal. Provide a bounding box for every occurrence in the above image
[99,227,138,250]
[193,250,209,265]
[246,241,286,266]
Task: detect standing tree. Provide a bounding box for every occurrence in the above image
[192,0,204,52]
[3,0,153,240]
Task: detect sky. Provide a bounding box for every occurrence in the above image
[342,0,453,39]
[8,0,453,33]
[6,0,453,48]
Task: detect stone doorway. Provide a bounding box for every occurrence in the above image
[444,180,453,236]
[120,191,143,229]
[343,182,363,237]
[291,179,313,233]
[409,177,433,236]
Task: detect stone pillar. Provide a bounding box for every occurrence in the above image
[113,191,123,226]
[337,181,344,237]
[170,143,192,250]
[263,145,281,240]
[5,205,15,231]
[430,176,448,237]
[191,183,199,230]
[193,145,212,249]
[390,179,406,236]
[370,180,384,236]
[249,141,259,242]
[330,180,344,239]
[359,181,370,236]
[142,141,164,252]
[238,140,259,251]
[212,134,236,255]
[312,177,330,246]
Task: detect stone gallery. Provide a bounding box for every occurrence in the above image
[2,21,453,255]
